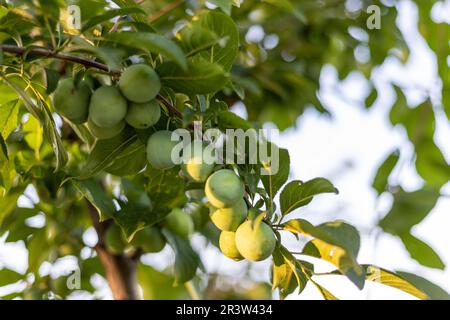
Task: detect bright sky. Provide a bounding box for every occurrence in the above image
[0,0,449,300]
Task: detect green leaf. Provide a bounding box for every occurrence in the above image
[400,233,445,270]
[68,122,95,146]
[0,269,23,286]
[44,68,60,94]
[365,87,378,108]
[67,41,125,71]
[27,229,50,273]
[389,98,450,186]
[145,167,188,216]
[379,187,440,234]
[162,229,201,285]
[395,271,450,300]
[0,133,7,159]
[0,6,8,20]
[261,147,289,202]
[158,57,227,95]
[70,178,116,222]
[217,111,252,130]
[0,186,25,226]
[178,25,218,57]
[137,264,187,300]
[372,150,399,195]
[3,76,68,170]
[82,7,146,31]
[2,208,38,243]
[105,139,146,177]
[415,139,450,187]
[303,238,364,289]
[310,279,338,300]
[23,115,43,153]
[78,127,139,179]
[280,178,338,216]
[191,10,239,70]
[105,32,187,70]
[363,265,429,300]
[114,199,153,241]
[273,245,308,299]
[207,0,233,15]
[286,219,360,257]
[262,0,306,23]
[287,219,364,289]
[0,99,20,140]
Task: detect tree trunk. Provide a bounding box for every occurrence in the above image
[95,245,138,300]
[87,202,139,300]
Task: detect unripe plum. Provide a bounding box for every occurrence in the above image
[53,78,91,124]
[210,198,247,231]
[205,169,244,208]
[88,117,125,140]
[125,100,161,129]
[146,130,179,169]
[182,141,215,182]
[219,231,243,261]
[131,226,166,253]
[164,208,194,238]
[89,86,127,128]
[235,220,276,261]
[119,64,161,103]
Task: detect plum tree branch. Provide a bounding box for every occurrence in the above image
[0,44,182,118]
[87,201,138,300]
[148,0,185,23]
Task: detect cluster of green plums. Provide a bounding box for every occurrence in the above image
[54,63,276,262]
[53,64,162,140]
[205,169,276,262]
[146,137,277,262]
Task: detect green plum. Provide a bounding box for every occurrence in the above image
[205,169,244,208]
[89,85,127,128]
[219,231,243,261]
[146,130,179,169]
[131,226,166,253]
[164,208,194,238]
[119,64,161,103]
[181,141,215,182]
[53,78,91,124]
[88,117,125,140]
[235,220,276,261]
[125,100,161,129]
[210,198,247,231]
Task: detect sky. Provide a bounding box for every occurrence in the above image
[0,0,449,300]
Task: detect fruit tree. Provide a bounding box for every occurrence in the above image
[0,0,449,300]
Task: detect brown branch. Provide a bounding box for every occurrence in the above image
[95,244,138,300]
[0,44,182,118]
[158,93,182,118]
[87,202,138,300]
[149,0,185,23]
[0,44,121,76]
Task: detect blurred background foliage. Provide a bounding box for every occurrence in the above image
[0,0,449,299]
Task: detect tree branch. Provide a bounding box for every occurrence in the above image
[0,44,121,76]
[87,202,138,300]
[0,44,182,118]
[149,0,185,23]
